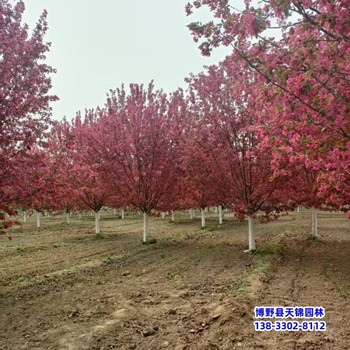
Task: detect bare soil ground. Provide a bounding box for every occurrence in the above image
[0,209,349,350]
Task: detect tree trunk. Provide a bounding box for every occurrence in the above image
[23,211,27,223]
[121,208,125,219]
[36,211,41,229]
[201,208,206,228]
[219,205,223,225]
[171,211,175,222]
[190,209,194,220]
[95,210,100,235]
[113,208,117,215]
[311,207,318,237]
[161,212,166,219]
[297,206,300,213]
[78,213,82,220]
[248,216,256,251]
[143,212,148,243]
[66,212,70,224]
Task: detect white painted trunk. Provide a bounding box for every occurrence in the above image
[311,207,318,237]
[78,213,82,220]
[171,211,175,222]
[66,212,70,224]
[214,206,218,214]
[219,205,223,225]
[190,209,194,220]
[161,212,166,219]
[36,211,41,228]
[248,216,256,251]
[205,207,208,213]
[121,208,125,219]
[95,210,100,235]
[201,208,206,228]
[113,208,117,215]
[143,212,148,243]
[23,211,27,223]
[297,206,300,213]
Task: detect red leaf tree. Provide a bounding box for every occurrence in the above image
[95,82,183,242]
[186,57,294,250]
[68,112,111,234]
[186,0,350,216]
[0,0,57,236]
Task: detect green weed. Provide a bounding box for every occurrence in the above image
[232,279,251,297]
[166,270,178,280]
[336,284,348,299]
[16,245,26,253]
[101,255,113,265]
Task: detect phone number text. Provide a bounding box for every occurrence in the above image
[254,321,326,332]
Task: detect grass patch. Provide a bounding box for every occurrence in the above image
[63,236,95,244]
[232,279,251,297]
[200,225,217,232]
[306,234,321,242]
[94,233,104,240]
[100,255,113,265]
[255,241,282,256]
[335,284,348,299]
[229,240,283,299]
[15,245,26,253]
[142,237,157,245]
[166,270,178,280]
[175,231,188,238]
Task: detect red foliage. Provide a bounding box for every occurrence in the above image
[0,0,57,234]
[94,82,184,214]
[186,57,295,220]
[186,0,350,209]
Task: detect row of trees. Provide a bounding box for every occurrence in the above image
[186,0,349,206]
[1,0,349,250]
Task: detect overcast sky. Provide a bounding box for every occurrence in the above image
[22,1,231,121]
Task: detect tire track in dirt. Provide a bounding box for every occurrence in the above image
[5,211,348,350]
[0,227,150,286]
[252,238,311,350]
[242,235,350,350]
[1,236,249,350]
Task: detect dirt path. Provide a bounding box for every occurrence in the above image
[240,221,350,349]
[0,210,349,350]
